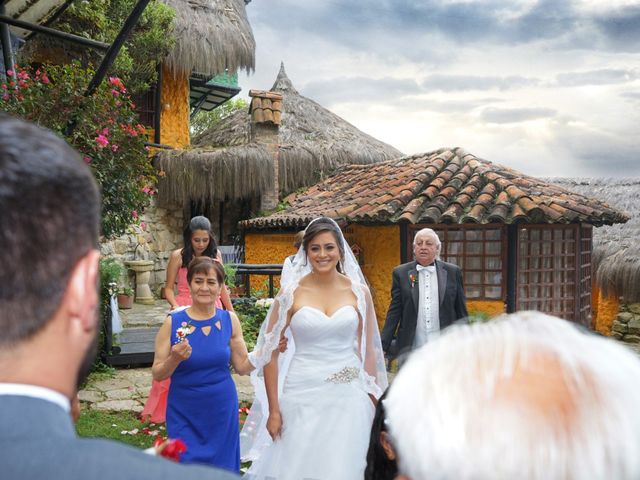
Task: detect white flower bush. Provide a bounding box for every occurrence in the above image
[255,298,275,308]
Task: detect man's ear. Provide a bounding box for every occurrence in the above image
[380,431,397,461]
[64,249,100,331]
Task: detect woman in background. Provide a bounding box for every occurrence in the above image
[141,216,233,423]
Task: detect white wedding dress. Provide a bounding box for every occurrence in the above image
[244,304,376,480]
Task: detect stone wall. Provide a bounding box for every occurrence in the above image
[610,303,640,354]
[100,198,185,297]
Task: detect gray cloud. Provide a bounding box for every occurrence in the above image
[422,74,539,92]
[555,69,639,86]
[302,76,421,105]
[481,107,557,124]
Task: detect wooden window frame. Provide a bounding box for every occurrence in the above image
[408,224,507,301]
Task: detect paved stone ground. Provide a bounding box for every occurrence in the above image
[118,299,168,328]
[79,368,255,413]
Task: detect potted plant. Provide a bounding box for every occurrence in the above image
[224,263,243,297]
[117,286,135,309]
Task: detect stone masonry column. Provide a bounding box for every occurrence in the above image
[249,89,282,211]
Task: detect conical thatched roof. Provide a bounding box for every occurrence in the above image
[241,148,628,230]
[162,0,255,76]
[156,63,402,204]
[548,178,639,302]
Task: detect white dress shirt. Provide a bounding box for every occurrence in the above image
[414,264,440,348]
[0,383,70,412]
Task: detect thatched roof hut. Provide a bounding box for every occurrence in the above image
[156,63,402,205]
[161,0,255,76]
[548,178,639,302]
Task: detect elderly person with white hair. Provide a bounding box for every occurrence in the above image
[385,311,640,480]
[381,228,468,364]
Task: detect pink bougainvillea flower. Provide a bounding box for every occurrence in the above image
[41,74,50,85]
[100,127,109,136]
[136,124,146,134]
[17,70,29,80]
[111,144,119,152]
[131,210,138,219]
[95,134,109,148]
[6,69,13,77]
[140,221,147,230]
[83,156,92,164]
[111,89,120,97]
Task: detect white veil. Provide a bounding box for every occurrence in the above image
[240,217,388,461]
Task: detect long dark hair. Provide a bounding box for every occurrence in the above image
[364,390,398,480]
[302,217,345,273]
[181,216,218,267]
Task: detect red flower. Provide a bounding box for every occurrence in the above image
[154,437,187,462]
[95,134,109,148]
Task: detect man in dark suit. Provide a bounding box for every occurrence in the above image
[381,228,468,363]
[0,116,235,479]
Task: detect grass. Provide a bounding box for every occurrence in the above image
[76,407,162,449]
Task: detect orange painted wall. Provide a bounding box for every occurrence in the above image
[467,300,505,319]
[346,225,401,328]
[244,232,298,294]
[160,65,190,148]
[593,287,620,336]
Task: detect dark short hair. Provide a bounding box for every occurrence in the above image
[181,215,218,267]
[364,389,398,480]
[302,217,345,273]
[0,115,100,345]
[186,256,225,285]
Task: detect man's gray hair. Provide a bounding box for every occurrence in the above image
[412,228,441,256]
[385,311,640,480]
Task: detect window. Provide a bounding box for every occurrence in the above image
[516,225,584,321]
[409,225,505,300]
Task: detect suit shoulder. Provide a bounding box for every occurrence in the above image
[439,260,461,271]
[394,262,415,273]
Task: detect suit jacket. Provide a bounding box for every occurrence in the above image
[381,259,468,359]
[0,395,237,480]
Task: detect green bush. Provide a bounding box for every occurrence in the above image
[232,297,270,351]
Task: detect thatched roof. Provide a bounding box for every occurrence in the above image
[548,178,639,302]
[162,0,255,76]
[156,143,273,204]
[241,148,629,230]
[193,63,403,193]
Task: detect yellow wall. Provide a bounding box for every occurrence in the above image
[160,65,190,148]
[467,300,505,319]
[244,232,298,293]
[346,225,400,328]
[593,286,620,336]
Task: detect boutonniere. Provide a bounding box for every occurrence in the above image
[409,273,417,288]
[176,321,193,342]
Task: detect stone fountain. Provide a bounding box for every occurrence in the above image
[124,238,155,305]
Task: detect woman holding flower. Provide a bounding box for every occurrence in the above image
[142,215,233,424]
[151,257,253,471]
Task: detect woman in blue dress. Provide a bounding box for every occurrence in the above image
[151,256,254,471]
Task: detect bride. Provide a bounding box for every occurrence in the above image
[242,217,388,480]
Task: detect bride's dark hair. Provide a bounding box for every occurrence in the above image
[302,217,345,273]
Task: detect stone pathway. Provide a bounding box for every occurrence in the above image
[118,299,168,328]
[79,368,255,413]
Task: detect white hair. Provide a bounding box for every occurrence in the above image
[385,311,640,480]
[413,228,441,256]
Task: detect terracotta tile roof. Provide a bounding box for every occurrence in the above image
[249,89,282,125]
[241,148,629,230]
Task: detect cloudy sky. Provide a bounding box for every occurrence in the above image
[239,0,640,178]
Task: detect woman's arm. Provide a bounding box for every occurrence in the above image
[215,251,235,312]
[151,316,191,381]
[229,312,254,375]
[264,348,282,440]
[163,250,182,310]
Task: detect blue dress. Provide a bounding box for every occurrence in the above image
[166,308,239,472]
